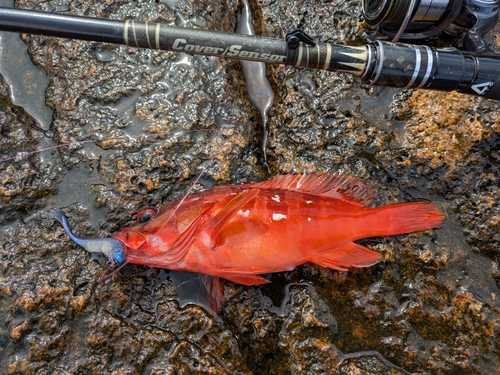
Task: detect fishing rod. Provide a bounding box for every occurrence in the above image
[0,5,499,99]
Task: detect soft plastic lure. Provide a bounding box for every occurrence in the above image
[49,210,126,265]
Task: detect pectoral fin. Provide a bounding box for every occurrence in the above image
[200,189,260,249]
[160,205,215,264]
[312,242,381,271]
[169,272,224,316]
[201,275,224,315]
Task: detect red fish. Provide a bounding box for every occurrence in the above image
[112,173,445,285]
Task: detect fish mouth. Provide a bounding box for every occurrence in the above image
[49,210,127,266]
[111,230,146,252]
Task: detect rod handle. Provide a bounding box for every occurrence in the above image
[364,41,500,100]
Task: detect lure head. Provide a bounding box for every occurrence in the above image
[88,237,126,266]
[49,210,127,266]
[111,241,126,265]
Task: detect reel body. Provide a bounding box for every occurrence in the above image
[363,0,500,52]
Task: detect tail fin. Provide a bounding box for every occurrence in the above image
[310,202,444,272]
[377,201,445,236]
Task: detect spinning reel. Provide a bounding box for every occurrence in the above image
[363,0,500,52]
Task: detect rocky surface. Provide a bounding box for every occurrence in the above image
[1,0,500,374]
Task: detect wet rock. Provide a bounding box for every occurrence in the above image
[389,90,500,258]
[0,76,60,224]
[2,0,500,373]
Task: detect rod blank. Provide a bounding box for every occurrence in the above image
[0,6,124,43]
[1,6,500,100]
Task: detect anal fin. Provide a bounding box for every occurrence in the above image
[222,273,271,286]
[312,242,381,271]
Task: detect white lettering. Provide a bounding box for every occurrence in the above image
[246,51,260,59]
[194,45,206,53]
[169,40,286,63]
[172,38,186,50]
[227,45,242,57]
[471,81,493,95]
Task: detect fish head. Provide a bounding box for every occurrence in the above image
[113,198,215,265]
[112,225,147,250]
[112,207,157,250]
[112,206,179,258]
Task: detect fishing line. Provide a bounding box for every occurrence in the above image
[156,153,217,234]
[0,128,217,164]
[0,139,97,163]
[101,258,130,280]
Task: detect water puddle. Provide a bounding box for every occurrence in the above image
[44,167,109,225]
[0,0,53,131]
[159,0,185,9]
[237,0,274,167]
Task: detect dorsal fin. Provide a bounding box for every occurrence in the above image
[256,173,374,207]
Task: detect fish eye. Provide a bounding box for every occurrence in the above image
[137,208,158,223]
